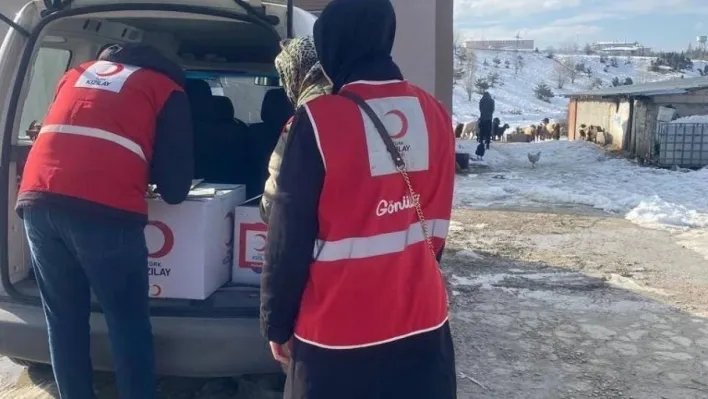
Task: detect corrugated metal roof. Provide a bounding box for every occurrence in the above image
[565,75,708,98]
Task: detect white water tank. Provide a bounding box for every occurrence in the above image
[697,35,708,44]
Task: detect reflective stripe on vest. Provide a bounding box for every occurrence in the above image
[313,219,449,262]
[294,317,449,350]
[39,124,147,162]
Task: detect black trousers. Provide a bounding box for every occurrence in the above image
[478,120,492,149]
[285,322,457,399]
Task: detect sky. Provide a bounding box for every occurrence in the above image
[455,0,708,51]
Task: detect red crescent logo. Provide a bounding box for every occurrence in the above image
[149,284,162,297]
[385,110,408,139]
[95,63,124,77]
[147,221,174,259]
[254,233,267,252]
[225,211,235,247]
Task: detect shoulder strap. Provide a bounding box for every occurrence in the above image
[338,90,436,259]
[339,91,405,170]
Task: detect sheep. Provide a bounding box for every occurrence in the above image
[536,118,554,141]
[461,120,479,140]
[545,122,562,140]
[522,125,537,136]
[454,123,464,138]
[587,125,608,144]
[585,125,605,143]
[522,125,538,142]
[492,117,510,142]
[535,125,548,141]
[495,123,510,142]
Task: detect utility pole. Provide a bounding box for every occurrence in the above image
[514,32,522,76]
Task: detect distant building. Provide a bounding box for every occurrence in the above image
[591,41,650,56]
[565,76,708,167]
[462,39,535,51]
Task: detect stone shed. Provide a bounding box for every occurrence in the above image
[565,76,708,162]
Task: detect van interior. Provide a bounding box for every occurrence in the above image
[5,6,298,316]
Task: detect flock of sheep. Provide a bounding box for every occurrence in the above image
[454,117,509,141]
[514,119,564,142]
[577,124,609,144]
[454,117,567,143]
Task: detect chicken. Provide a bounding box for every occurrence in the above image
[527,151,541,168]
[475,142,486,160]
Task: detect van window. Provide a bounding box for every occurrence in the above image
[221,77,272,124]
[18,48,71,140]
[187,72,275,124]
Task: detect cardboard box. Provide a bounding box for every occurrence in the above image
[145,184,246,299]
[232,197,268,286]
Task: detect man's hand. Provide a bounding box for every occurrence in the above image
[269,340,292,364]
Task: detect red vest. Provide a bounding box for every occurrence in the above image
[294,80,455,349]
[19,60,182,215]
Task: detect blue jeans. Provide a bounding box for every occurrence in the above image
[23,206,156,399]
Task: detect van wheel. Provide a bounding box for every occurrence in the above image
[8,358,45,368]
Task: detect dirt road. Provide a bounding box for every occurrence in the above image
[448,209,708,399]
[2,208,707,398]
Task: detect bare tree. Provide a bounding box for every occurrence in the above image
[453,29,465,60]
[562,58,578,83]
[452,29,467,87]
[553,62,569,89]
[559,42,579,54]
[453,30,463,48]
[453,65,465,87]
[462,52,478,101]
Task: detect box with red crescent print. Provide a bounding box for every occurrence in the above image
[144,183,246,299]
[232,196,268,286]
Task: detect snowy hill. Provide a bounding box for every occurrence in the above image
[453,50,708,128]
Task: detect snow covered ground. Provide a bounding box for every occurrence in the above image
[454,139,708,258]
[453,50,708,128]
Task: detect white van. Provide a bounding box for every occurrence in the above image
[0,0,316,376]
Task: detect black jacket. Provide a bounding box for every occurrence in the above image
[17,43,193,221]
[479,92,495,121]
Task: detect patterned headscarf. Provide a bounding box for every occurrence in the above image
[275,36,326,106]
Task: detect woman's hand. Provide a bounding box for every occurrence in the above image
[269,340,292,364]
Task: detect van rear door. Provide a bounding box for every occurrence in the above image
[0,1,64,299]
[45,0,297,37]
[0,1,45,297]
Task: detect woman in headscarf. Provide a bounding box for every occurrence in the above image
[259,36,331,223]
[260,0,457,398]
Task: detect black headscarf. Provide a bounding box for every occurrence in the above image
[313,0,404,93]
